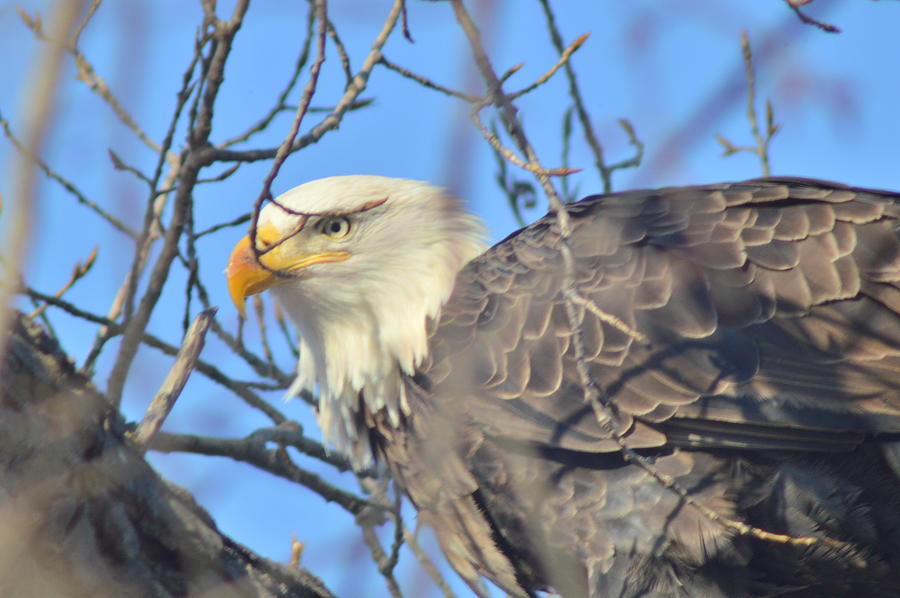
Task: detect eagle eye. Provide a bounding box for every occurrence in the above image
[320,216,351,240]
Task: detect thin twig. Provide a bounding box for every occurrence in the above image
[108,148,152,185]
[498,62,523,85]
[220,2,317,148]
[403,527,459,598]
[384,488,405,581]
[242,380,288,391]
[70,0,102,46]
[166,239,297,388]
[379,57,479,102]
[153,164,240,204]
[455,5,573,202]
[71,54,161,152]
[356,480,405,598]
[742,30,771,177]
[508,32,589,99]
[360,523,404,598]
[18,1,162,154]
[213,295,294,386]
[26,293,60,341]
[489,120,537,227]
[566,291,647,344]
[254,295,278,370]
[560,106,578,202]
[0,112,138,239]
[399,0,413,43]
[70,27,162,152]
[28,245,98,319]
[274,302,300,358]
[307,98,375,113]
[196,212,250,238]
[195,162,241,184]
[324,9,354,85]
[612,117,645,173]
[784,0,840,33]
[183,262,296,388]
[183,209,198,335]
[132,308,217,449]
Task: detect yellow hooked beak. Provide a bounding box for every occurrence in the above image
[226,222,350,318]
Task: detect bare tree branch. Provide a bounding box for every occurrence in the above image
[106,1,251,405]
[133,307,217,449]
[149,429,379,517]
[211,0,406,164]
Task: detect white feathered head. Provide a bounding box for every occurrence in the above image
[227,175,486,465]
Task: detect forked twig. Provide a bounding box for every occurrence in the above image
[470,101,578,178]
[717,31,780,176]
[509,32,589,99]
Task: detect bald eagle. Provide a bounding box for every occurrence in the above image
[227,176,900,598]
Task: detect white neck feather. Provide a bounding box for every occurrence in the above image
[271,177,487,468]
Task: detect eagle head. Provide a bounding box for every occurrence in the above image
[226,175,486,465]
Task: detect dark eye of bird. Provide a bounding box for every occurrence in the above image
[254,230,272,250]
[321,217,351,239]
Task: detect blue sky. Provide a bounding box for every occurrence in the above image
[3,1,899,596]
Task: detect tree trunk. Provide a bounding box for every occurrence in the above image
[0,313,336,598]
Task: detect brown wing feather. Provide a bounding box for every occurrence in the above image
[424,178,900,453]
